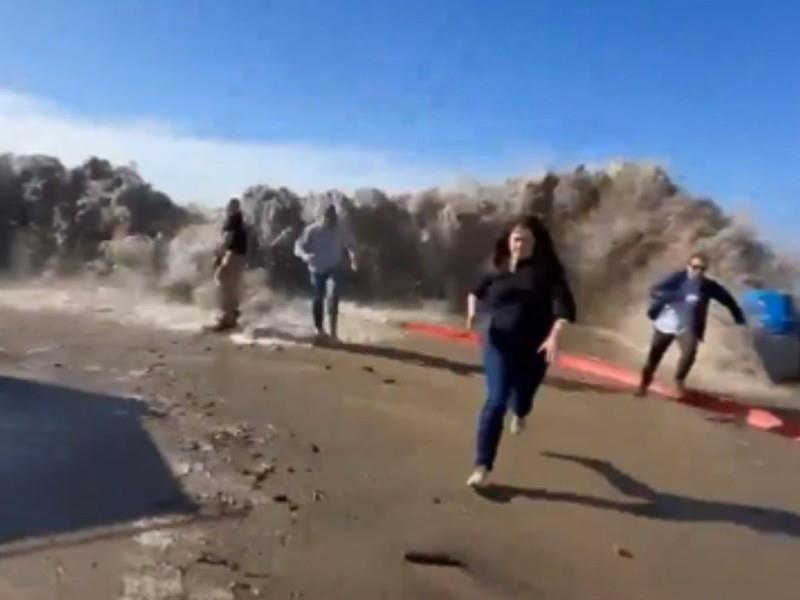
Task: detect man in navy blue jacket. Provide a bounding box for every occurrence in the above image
[637,252,746,396]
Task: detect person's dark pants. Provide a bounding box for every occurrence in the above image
[476,331,549,470]
[311,269,341,335]
[640,329,700,388]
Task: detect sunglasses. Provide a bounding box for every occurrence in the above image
[689,263,707,272]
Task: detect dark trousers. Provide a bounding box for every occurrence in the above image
[311,269,341,335]
[641,329,699,387]
[476,332,549,470]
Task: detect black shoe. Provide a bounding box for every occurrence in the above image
[209,320,236,332]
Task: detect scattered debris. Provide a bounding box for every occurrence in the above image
[197,552,240,572]
[312,489,326,502]
[613,545,634,559]
[362,366,375,373]
[121,564,184,600]
[135,530,176,552]
[191,587,235,600]
[382,378,396,385]
[198,492,253,516]
[230,581,254,593]
[271,494,289,504]
[53,362,64,369]
[209,423,258,448]
[241,462,275,488]
[145,405,171,419]
[182,439,201,451]
[175,461,206,478]
[433,497,442,505]
[310,444,320,454]
[403,552,466,569]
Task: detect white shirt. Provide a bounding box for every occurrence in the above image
[654,292,701,335]
[654,304,685,335]
[294,221,356,274]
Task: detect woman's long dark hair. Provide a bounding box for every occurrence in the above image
[491,215,566,280]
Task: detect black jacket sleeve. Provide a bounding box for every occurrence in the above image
[470,272,493,300]
[552,271,577,323]
[650,271,685,303]
[710,281,747,325]
[221,215,235,250]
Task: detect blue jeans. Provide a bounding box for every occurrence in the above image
[311,270,341,335]
[476,331,549,470]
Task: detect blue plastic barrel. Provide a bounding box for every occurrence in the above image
[741,290,798,335]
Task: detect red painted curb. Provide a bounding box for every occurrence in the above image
[400,321,800,444]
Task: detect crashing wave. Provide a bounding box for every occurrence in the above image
[2,153,798,389]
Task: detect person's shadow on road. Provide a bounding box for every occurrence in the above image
[331,341,623,393]
[475,451,800,538]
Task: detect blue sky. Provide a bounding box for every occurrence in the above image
[0,0,798,241]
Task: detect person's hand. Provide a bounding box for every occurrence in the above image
[350,255,359,272]
[220,251,232,268]
[538,332,559,363]
[466,313,476,330]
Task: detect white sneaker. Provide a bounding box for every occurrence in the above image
[466,467,488,488]
[509,415,526,435]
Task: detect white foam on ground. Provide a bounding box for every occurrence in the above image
[4,279,793,404]
[0,280,214,332]
[0,280,406,346]
[339,300,454,326]
[234,299,408,347]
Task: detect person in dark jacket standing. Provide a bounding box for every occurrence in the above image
[465,216,576,487]
[637,252,746,397]
[212,198,248,331]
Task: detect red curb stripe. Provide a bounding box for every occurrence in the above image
[400,321,800,444]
